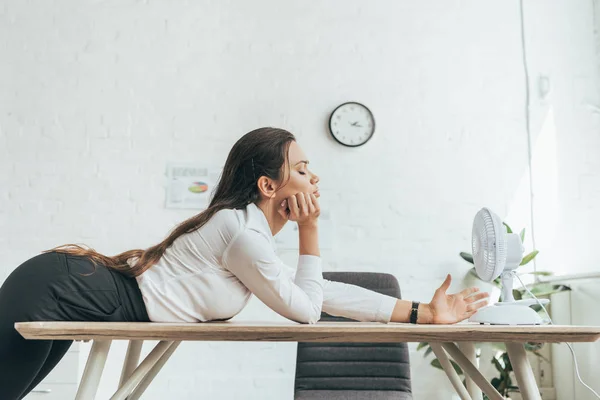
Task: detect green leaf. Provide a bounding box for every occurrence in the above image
[430,358,444,370]
[450,360,463,375]
[503,222,513,233]
[502,353,513,371]
[520,250,539,266]
[524,342,544,352]
[520,228,526,243]
[460,252,474,264]
[491,377,502,390]
[417,342,428,351]
[512,289,522,300]
[530,304,544,312]
[523,271,553,277]
[424,347,433,358]
[536,306,549,316]
[492,356,504,373]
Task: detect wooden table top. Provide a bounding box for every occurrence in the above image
[15,321,600,343]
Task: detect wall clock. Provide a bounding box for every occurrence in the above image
[328,102,375,147]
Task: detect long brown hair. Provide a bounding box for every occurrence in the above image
[43,127,296,277]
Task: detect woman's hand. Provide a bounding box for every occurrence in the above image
[426,274,490,324]
[277,192,320,227]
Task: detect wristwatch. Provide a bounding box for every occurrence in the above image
[409,301,420,324]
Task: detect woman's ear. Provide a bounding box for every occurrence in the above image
[257,176,278,199]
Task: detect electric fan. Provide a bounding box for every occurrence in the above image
[468,207,549,325]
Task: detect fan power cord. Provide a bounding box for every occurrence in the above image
[512,271,600,399]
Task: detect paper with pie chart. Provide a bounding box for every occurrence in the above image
[165,163,222,209]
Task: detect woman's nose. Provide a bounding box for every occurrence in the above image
[311,174,319,184]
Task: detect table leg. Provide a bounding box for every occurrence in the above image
[119,340,143,390]
[109,340,173,400]
[127,341,181,400]
[458,342,483,400]
[75,340,112,400]
[505,342,542,400]
[441,343,504,400]
[430,343,472,400]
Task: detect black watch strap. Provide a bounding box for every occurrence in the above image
[409,301,420,324]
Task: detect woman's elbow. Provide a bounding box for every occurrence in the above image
[289,306,322,324]
[300,307,322,324]
[293,316,320,324]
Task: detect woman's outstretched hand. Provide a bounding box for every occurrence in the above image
[426,274,490,324]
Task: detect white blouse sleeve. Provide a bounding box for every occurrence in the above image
[322,279,398,323]
[222,228,324,324]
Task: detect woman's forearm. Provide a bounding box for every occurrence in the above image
[391,299,433,324]
[297,222,432,324]
[298,222,320,257]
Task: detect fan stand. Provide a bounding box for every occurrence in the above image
[468,272,549,325]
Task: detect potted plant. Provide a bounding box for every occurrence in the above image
[417,223,570,399]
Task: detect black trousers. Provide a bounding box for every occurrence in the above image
[0,251,149,400]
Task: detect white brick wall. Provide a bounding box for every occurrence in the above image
[1,0,598,399]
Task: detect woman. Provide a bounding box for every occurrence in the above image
[0,127,489,399]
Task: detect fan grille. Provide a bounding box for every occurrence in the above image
[472,208,507,281]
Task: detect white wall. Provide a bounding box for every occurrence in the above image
[1,1,598,399]
[524,0,600,277]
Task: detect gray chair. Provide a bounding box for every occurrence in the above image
[294,272,413,400]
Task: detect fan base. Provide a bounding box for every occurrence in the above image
[468,304,544,325]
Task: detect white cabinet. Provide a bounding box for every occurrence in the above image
[551,280,600,400]
[24,383,77,400]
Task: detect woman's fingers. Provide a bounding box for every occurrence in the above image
[437,274,452,293]
[465,292,490,303]
[306,192,316,214]
[310,193,320,215]
[466,298,490,312]
[288,195,300,218]
[284,192,321,223]
[297,192,308,216]
[460,287,480,298]
[277,199,289,219]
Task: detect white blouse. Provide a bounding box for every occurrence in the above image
[134,203,398,324]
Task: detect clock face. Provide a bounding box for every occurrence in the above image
[328,102,375,147]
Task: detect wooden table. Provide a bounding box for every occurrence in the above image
[15,321,600,400]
